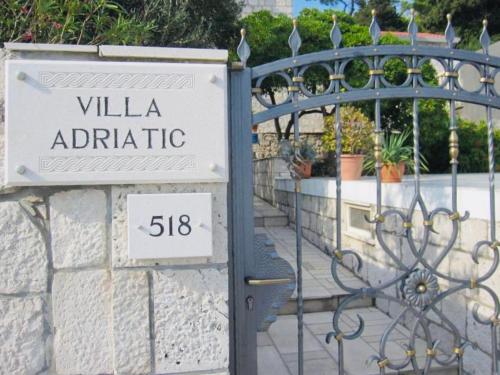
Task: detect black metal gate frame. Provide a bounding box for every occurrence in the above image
[229,9,500,375]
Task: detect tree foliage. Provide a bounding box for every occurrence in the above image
[309,0,360,15]
[310,0,405,30]
[115,0,242,48]
[241,9,454,172]
[407,0,500,49]
[241,9,410,139]
[355,0,405,30]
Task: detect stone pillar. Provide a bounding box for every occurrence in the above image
[0,45,229,375]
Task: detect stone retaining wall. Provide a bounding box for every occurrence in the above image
[252,133,323,160]
[253,157,289,205]
[0,47,229,375]
[274,177,499,375]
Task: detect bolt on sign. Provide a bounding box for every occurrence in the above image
[5,60,228,186]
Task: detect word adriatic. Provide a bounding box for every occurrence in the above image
[50,96,186,150]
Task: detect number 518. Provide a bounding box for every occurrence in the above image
[149,215,192,237]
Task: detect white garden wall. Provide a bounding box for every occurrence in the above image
[268,173,500,375]
[0,45,229,375]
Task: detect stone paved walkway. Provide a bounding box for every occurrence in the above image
[253,197,456,375]
[257,309,455,375]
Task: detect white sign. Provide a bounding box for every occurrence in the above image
[5,60,228,186]
[127,193,213,259]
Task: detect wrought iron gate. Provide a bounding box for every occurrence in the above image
[229,9,500,375]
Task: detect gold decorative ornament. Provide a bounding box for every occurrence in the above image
[490,241,500,250]
[369,69,385,75]
[405,349,416,357]
[423,220,434,227]
[292,76,304,83]
[470,278,477,289]
[449,130,459,163]
[374,132,383,166]
[480,77,494,84]
[490,316,500,326]
[377,358,389,368]
[329,74,345,80]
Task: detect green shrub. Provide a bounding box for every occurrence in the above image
[0,0,153,45]
[322,105,374,155]
[457,119,500,173]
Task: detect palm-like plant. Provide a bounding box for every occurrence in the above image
[364,129,428,175]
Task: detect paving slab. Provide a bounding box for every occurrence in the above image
[258,309,457,375]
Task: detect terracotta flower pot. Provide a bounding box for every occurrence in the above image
[295,160,313,179]
[381,162,406,183]
[340,154,364,181]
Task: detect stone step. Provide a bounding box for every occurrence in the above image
[254,215,289,227]
[254,196,288,227]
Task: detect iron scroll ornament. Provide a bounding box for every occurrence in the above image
[237,8,500,375]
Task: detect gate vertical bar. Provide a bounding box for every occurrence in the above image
[445,14,459,214]
[331,15,345,373]
[369,11,383,216]
[480,19,500,374]
[409,8,423,218]
[288,18,304,375]
[229,61,256,375]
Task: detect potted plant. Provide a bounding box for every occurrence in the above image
[322,106,373,180]
[294,141,316,179]
[364,129,428,183]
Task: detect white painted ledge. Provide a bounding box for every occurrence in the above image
[99,45,228,63]
[3,43,228,63]
[276,173,500,221]
[4,43,98,53]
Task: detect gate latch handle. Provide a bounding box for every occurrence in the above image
[245,277,292,286]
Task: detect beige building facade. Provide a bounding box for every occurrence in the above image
[242,0,293,17]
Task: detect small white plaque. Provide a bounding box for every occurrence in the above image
[5,59,228,186]
[127,193,213,259]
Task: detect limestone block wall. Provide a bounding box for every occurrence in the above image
[253,157,289,205]
[274,177,500,375]
[252,133,324,160]
[0,48,229,375]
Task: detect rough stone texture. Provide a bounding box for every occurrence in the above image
[153,268,229,373]
[253,133,324,160]
[112,183,227,267]
[50,189,107,268]
[52,270,113,374]
[0,296,46,375]
[254,158,289,205]
[0,201,47,293]
[112,270,151,374]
